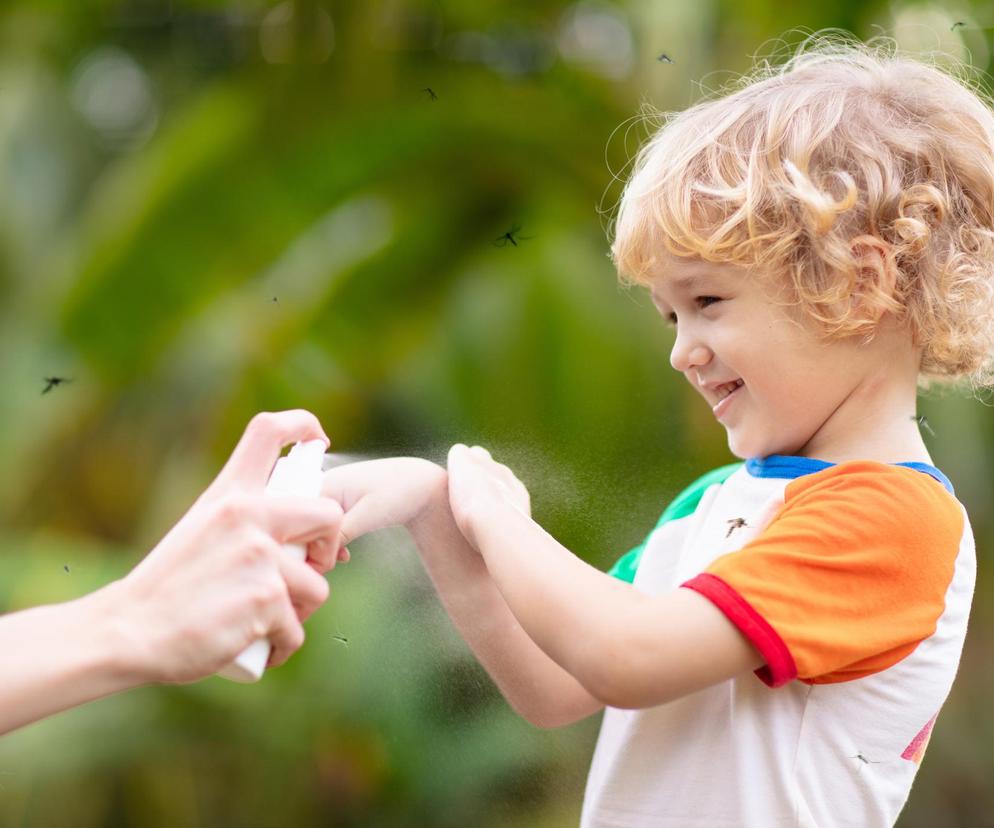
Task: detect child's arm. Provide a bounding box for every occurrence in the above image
[322,458,604,728]
[447,445,765,710]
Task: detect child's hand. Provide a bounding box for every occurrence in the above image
[321,458,448,544]
[446,444,531,549]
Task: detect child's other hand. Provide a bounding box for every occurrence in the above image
[321,458,448,545]
[446,444,531,549]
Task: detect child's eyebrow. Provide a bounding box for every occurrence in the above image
[670,273,703,290]
[652,272,714,304]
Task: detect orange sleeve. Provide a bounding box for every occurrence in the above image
[682,462,964,687]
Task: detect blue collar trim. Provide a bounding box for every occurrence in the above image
[745,454,954,495]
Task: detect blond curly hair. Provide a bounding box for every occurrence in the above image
[611,32,994,391]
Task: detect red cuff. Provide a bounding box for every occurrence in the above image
[682,573,797,688]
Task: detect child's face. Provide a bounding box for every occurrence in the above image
[649,258,886,460]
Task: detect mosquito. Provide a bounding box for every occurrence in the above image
[656,53,674,63]
[64,564,70,573]
[911,415,935,437]
[492,223,532,248]
[726,517,748,538]
[850,753,882,774]
[422,87,438,101]
[951,21,967,31]
[331,634,349,646]
[42,377,73,394]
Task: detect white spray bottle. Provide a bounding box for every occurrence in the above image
[217,439,327,683]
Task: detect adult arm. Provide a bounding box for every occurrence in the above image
[0,410,344,736]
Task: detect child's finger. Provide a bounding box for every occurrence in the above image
[321,460,385,512]
[336,496,390,546]
[497,462,525,491]
[451,444,494,490]
[306,536,339,573]
[256,495,344,546]
[452,443,486,465]
[447,444,474,479]
[322,472,398,544]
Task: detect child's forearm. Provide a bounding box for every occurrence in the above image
[0,584,141,735]
[407,489,603,728]
[467,501,654,706]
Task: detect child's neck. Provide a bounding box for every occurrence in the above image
[795,346,933,467]
[797,431,934,467]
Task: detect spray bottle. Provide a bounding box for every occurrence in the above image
[217,439,327,682]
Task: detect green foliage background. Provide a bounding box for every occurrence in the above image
[0,1,991,825]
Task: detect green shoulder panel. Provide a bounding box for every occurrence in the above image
[607,462,744,584]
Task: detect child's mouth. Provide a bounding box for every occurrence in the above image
[712,380,744,419]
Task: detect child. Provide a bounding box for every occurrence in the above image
[322,35,992,826]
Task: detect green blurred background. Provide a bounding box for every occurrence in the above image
[0,1,991,825]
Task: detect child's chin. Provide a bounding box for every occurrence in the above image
[726,431,772,461]
[725,432,752,460]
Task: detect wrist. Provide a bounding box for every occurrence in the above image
[406,464,487,560]
[469,496,529,552]
[406,461,450,533]
[80,579,156,689]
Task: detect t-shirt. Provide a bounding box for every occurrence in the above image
[581,455,975,827]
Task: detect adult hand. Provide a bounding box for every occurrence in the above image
[109,410,344,684]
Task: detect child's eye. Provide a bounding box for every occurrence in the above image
[663,297,722,327]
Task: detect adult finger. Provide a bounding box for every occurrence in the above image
[278,555,330,622]
[267,598,307,668]
[213,410,330,492]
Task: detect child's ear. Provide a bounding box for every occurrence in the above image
[848,235,900,322]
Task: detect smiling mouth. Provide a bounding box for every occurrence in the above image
[714,379,744,403]
[711,380,744,420]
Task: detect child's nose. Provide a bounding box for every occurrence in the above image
[669,332,712,374]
